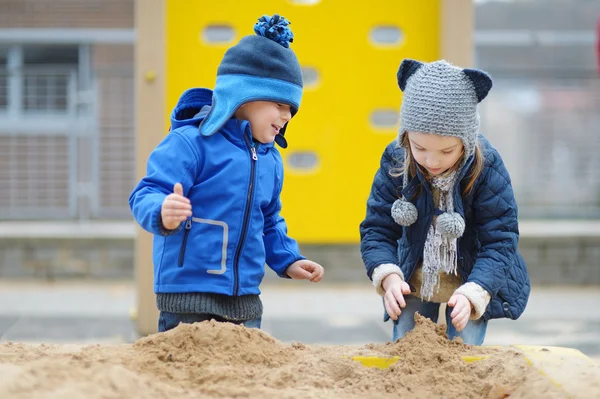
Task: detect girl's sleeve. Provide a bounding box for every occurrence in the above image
[128,130,200,236]
[467,149,520,299]
[360,142,404,293]
[453,282,491,320]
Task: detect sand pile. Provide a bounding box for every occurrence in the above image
[0,315,585,398]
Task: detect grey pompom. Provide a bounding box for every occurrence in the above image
[436,212,465,238]
[391,199,418,226]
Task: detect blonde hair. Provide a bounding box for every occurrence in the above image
[391,133,484,198]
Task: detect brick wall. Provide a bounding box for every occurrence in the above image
[0,0,133,29]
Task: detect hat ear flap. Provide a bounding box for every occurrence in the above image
[397,59,423,91]
[463,68,493,103]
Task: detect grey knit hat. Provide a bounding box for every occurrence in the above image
[390,59,492,230]
[397,59,492,156]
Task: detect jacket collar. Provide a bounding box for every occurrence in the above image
[169,88,274,154]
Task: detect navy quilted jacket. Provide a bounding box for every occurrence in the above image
[360,136,530,321]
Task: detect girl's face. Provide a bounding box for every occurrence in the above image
[235,101,292,144]
[407,131,464,176]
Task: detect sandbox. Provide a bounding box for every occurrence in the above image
[1,315,598,398]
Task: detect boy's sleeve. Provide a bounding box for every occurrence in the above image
[262,162,304,278]
[360,143,404,282]
[128,130,200,236]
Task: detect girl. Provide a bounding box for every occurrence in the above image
[360,59,530,345]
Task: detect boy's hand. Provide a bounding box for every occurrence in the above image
[448,293,472,332]
[285,260,324,282]
[382,274,412,321]
[161,183,192,230]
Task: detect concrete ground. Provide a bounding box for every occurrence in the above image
[1,279,599,363]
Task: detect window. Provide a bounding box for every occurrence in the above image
[0,45,78,118]
[22,46,78,113]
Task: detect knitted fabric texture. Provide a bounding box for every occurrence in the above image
[391,196,418,226]
[199,14,303,148]
[454,282,492,320]
[156,292,263,322]
[390,58,492,230]
[421,171,461,300]
[397,59,492,158]
[389,59,494,300]
[372,263,405,297]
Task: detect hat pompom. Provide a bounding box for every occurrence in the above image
[436,212,465,239]
[391,199,418,226]
[254,14,294,48]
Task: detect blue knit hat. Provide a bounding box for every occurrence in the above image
[199,14,303,148]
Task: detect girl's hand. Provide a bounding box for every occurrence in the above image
[161,183,192,230]
[382,274,412,320]
[286,260,324,282]
[448,293,472,332]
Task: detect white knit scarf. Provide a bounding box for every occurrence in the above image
[421,170,460,300]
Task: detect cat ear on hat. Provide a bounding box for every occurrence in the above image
[463,68,493,103]
[397,59,423,91]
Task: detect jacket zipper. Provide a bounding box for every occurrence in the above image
[232,137,257,295]
[406,211,435,283]
[407,183,467,283]
[178,219,192,267]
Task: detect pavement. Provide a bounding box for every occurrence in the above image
[0,280,599,363]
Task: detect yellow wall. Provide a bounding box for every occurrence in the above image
[165,1,441,243]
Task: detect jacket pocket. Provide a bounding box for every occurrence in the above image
[178,217,229,275]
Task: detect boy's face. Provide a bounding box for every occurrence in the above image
[236,101,292,144]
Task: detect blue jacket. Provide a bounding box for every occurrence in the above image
[129,88,304,296]
[360,137,530,321]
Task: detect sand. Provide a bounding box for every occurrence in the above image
[0,314,595,398]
